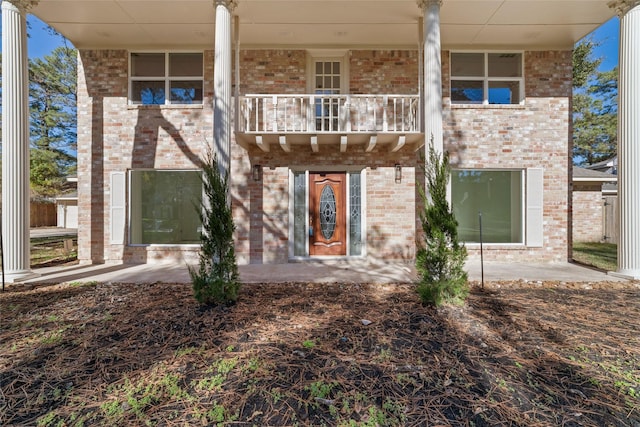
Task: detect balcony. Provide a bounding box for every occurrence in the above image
[236,94,424,153]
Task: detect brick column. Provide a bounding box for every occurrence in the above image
[418,0,443,153]
[609,0,640,279]
[1,0,39,282]
[214,0,235,179]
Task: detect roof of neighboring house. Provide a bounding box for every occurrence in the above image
[56,191,78,202]
[573,167,618,183]
[584,155,618,174]
[30,1,615,50]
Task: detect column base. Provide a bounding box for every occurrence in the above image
[3,270,40,283]
[608,269,640,280]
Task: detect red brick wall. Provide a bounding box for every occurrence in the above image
[240,50,307,94]
[77,50,214,264]
[443,51,572,262]
[234,146,419,264]
[572,184,604,242]
[350,50,419,95]
[76,48,571,264]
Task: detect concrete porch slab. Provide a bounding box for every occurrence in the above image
[5,259,628,288]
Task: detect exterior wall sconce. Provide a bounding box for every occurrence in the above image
[252,164,262,181]
[395,164,402,183]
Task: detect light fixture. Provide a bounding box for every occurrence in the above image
[395,164,402,183]
[252,164,262,181]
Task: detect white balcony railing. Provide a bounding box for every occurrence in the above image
[239,94,420,134]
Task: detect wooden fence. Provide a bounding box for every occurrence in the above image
[30,201,57,227]
[602,196,618,244]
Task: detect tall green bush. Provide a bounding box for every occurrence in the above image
[189,152,240,305]
[416,140,468,306]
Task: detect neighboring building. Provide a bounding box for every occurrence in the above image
[585,155,618,175]
[56,192,78,229]
[2,1,640,280]
[56,175,79,229]
[572,167,618,243]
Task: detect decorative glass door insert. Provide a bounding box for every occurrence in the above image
[292,171,363,257]
[309,173,346,256]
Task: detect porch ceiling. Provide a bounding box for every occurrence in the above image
[235,133,425,154]
[30,0,615,50]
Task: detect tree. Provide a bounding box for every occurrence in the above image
[415,140,468,307]
[572,38,618,166]
[189,151,240,306]
[29,45,78,196]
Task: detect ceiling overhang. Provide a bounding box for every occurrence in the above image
[29,1,617,51]
[235,132,424,154]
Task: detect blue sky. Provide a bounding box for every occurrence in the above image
[4,14,623,72]
[587,16,620,71]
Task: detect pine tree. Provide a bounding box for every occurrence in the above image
[572,38,617,166]
[416,140,468,306]
[29,46,78,196]
[189,151,240,306]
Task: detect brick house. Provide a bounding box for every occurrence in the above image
[2,0,639,280]
[572,167,618,243]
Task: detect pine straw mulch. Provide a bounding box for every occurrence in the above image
[1,279,640,426]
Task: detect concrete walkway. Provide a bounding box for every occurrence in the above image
[30,227,77,239]
[11,258,629,287]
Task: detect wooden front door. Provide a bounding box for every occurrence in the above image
[309,172,346,256]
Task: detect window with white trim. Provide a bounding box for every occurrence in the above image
[450,52,523,105]
[451,169,524,244]
[129,170,202,245]
[130,52,203,105]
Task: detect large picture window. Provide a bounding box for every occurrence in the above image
[130,52,203,105]
[450,52,523,105]
[451,170,523,244]
[129,170,202,244]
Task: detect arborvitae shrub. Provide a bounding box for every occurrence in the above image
[189,152,240,306]
[416,140,468,306]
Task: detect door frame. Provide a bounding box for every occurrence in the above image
[288,167,367,259]
[309,172,347,256]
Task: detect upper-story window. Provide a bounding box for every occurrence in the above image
[130,52,203,105]
[450,52,523,105]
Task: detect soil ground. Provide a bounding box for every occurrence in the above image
[1,279,639,426]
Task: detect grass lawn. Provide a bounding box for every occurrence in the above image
[573,242,617,272]
[0,237,78,270]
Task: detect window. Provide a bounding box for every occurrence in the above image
[451,170,523,243]
[130,52,203,105]
[129,170,202,244]
[314,59,342,131]
[450,52,523,105]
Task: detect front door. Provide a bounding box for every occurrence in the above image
[309,172,346,256]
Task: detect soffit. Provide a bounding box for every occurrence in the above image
[30,0,616,50]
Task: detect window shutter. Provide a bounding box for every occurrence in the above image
[526,168,543,247]
[110,171,126,245]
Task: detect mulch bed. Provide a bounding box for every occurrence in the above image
[1,279,639,426]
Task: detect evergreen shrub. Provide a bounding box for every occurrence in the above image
[189,152,240,305]
[416,140,468,306]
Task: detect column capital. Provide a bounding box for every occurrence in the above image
[214,0,237,12]
[608,0,640,16]
[2,0,39,11]
[417,0,442,11]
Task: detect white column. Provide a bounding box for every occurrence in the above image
[1,0,38,282]
[213,0,235,179]
[418,0,443,153]
[609,0,640,279]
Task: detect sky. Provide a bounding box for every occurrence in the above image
[0,13,622,69]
